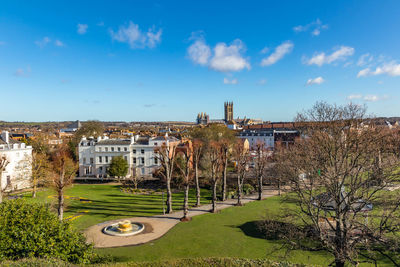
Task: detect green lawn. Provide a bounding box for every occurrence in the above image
[19,184,397,266]
[21,184,211,230]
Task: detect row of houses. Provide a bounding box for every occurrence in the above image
[78,134,179,178]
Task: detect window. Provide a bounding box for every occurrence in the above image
[133,149,136,154]
[141,149,144,154]
[98,147,102,152]
[118,147,121,152]
[154,157,158,164]
[90,158,94,164]
[99,166,103,173]
[83,158,86,164]
[124,156,128,162]
[124,147,128,151]
[154,142,158,146]
[6,176,11,187]
[105,156,109,163]
[111,147,114,152]
[105,147,108,152]
[99,156,102,163]
[141,158,145,164]
[133,158,137,164]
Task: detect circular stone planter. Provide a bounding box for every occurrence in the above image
[103,222,145,237]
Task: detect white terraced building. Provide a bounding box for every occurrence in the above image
[78,135,180,178]
[0,131,33,192]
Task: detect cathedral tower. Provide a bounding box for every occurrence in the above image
[224,101,233,122]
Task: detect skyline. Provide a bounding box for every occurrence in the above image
[1,1,400,122]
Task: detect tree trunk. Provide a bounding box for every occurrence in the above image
[32,181,37,198]
[257,175,263,200]
[0,176,2,204]
[222,158,227,201]
[211,178,218,213]
[195,163,201,207]
[334,259,345,267]
[237,174,242,206]
[182,183,189,220]
[58,190,64,221]
[166,177,173,213]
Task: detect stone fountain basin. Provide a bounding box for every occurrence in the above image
[103,222,145,237]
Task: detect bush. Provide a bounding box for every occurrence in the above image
[0,199,94,263]
[243,184,255,195]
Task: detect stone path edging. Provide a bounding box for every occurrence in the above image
[84,189,279,248]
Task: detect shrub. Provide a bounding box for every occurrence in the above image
[243,184,255,195]
[0,199,94,263]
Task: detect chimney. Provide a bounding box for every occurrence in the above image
[1,131,9,144]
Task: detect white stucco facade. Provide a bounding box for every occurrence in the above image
[78,135,179,178]
[0,131,33,191]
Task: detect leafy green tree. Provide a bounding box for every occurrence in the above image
[108,156,128,178]
[0,199,94,263]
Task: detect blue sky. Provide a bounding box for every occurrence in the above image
[1,1,400,122]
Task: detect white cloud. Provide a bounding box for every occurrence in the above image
[261,41,293,66]
[14,69,25,76]
[77,24,88,35]
[293,19,328,36]
[347,94,362,100]
[306,76,325,85]
[14,66,31,77]
[187,38,211,65]
[110,21,162,49]
[35,37,51,48]
[257,79,267,85]
[357,68,371,78]
[209,39,250,72]
[260,47,269,54]
[357,53,373,66]
[55,40,64,47]
[346,94,388,102]
[304,46,355,66]
[223,77,238,84]
[357,62,400,77]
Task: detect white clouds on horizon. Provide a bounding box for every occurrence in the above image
[110,21,162,49]
[77,24,88,35]
[347,94,389,102]
[223,77,238,84]
[306,76,325,85]
[261,41,293,66]
[293,19,328,36]
[304,46,355,66]
[357,61,400,77]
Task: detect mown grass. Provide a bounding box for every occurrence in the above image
[20,184,211,230]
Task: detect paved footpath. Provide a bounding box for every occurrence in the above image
[85,189,279,248]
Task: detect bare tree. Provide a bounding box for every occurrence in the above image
[233,139,250,206]
[192,139,203,206]
[176,141,193,221]
[49,145,78,221]
[20,152,50,198]
[275,102,400,267]
[156,142,178,214]
[209,141,221,213]
[0,155,9,203]
[254,142,269,200]
[219,139,231,201]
